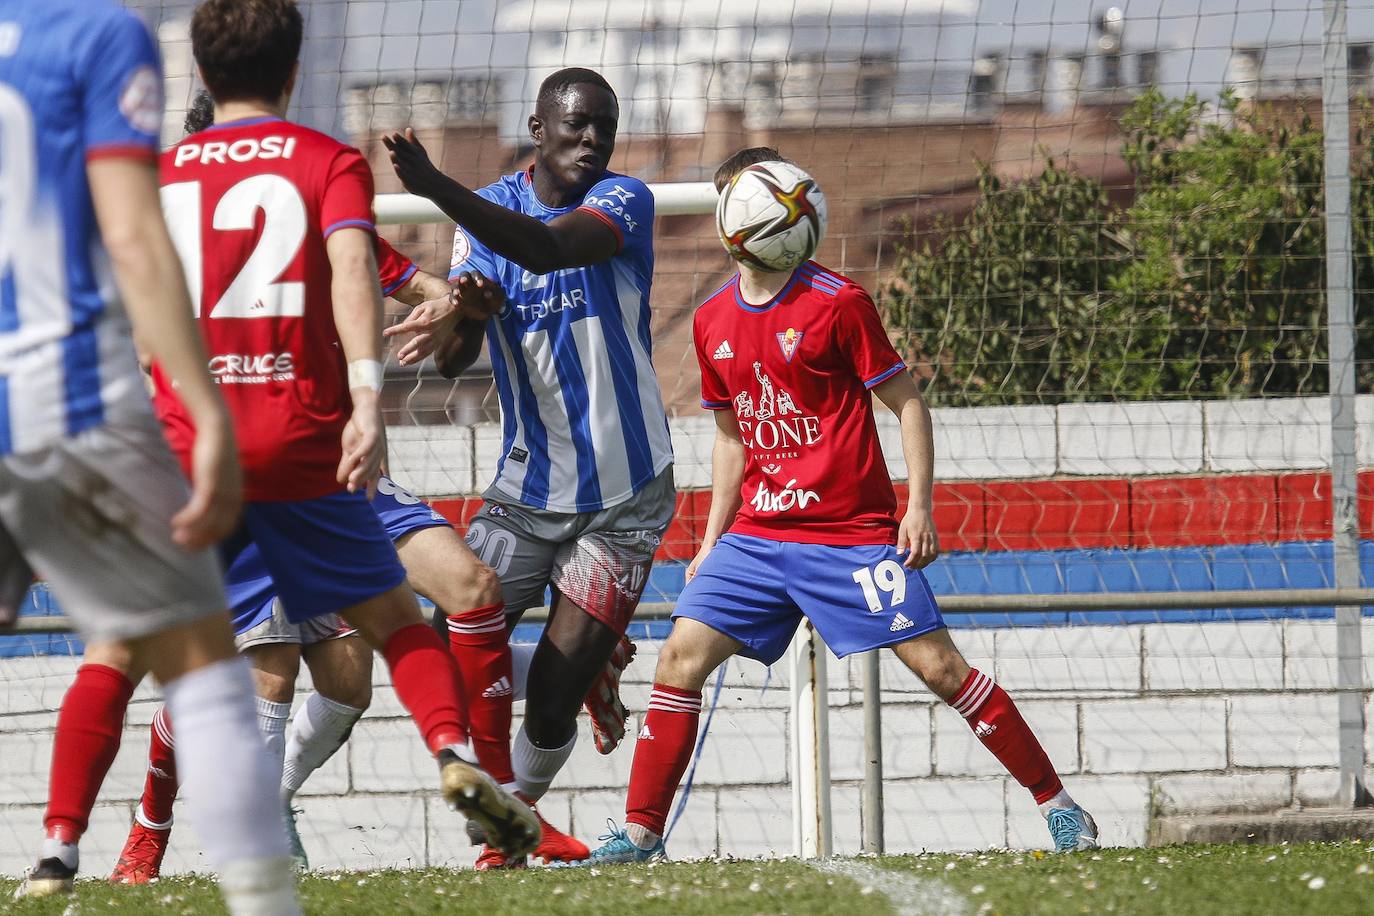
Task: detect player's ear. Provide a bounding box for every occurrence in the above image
[528,113,544,148]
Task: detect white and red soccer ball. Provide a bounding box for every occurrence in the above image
[716,161,828,272]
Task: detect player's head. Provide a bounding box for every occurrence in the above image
[714,147,788,192]
[191,0,303,110]
[529,67,619,195]
[184,90,216,135]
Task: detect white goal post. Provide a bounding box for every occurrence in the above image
[373,183,720,225]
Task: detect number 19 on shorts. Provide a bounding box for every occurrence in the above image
[851,559,907,613]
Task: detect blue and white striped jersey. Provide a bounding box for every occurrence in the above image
[450,169,673,513]
[0,1,162,455]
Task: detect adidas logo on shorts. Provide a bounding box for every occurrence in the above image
[890,611,915,632]
[481,676,512,698]
[713,340,735,360]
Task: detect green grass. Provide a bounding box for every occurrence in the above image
[3,843,1371,915]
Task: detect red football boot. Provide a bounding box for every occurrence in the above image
[110,822,170,885]
[584,636,637,755]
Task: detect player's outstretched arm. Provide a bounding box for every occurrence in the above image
[688,409,747,582]
[388,265,452,307]
[873,372,940,569]
[386,271,503,372]
[383,129,618,273]
[88,157,242,550]
[327,227,387,496]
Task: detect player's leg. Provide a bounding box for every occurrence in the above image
[285,629,372,808]
[110,701,178,885]
[397,522,510,786]
[516,471,675,803]
[587,534,798,865]
[32,641,144,882]
[247,493,537,859]
[792,541,1098,852]
[891,631,1098,850]
[244,642,301,773]
[3,426,297,913]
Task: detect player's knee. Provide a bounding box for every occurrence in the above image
[900,645,968,701]
[654,637,714,691]
[469,562,502,608]
[322,676,372,711]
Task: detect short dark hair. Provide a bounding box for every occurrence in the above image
[191,0,303,105]
[536,67,615,113]
[184,90,215,134]
[714,147,787,192]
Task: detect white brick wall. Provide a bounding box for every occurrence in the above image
[0,618,1365,875]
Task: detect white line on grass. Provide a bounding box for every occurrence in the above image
[808,858,971,916]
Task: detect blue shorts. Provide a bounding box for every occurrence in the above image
[673,534,945,666]
[222,481,441,634]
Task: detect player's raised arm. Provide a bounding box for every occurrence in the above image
[87,157,241,549]
[385,129,619,274]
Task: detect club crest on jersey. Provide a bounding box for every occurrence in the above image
[451,228,472,269]
[776,327,804,363]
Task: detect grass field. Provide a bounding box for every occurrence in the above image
[3,842,1370,915]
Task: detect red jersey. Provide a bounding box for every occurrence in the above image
[154,116,377,501]
[694,262,907,546]
[377,236,418,297]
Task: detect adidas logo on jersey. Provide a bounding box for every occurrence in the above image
[890,612,915,632]
[638,724,654,741]
[713,340,735,360]
[481,676,512,698]
[974,720,997,738]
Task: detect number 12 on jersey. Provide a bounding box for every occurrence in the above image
[161,175,307,319]
[852,559,907,613]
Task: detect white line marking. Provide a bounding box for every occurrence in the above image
[809,858,971,916]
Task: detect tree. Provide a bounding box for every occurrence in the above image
[883,88,1374,406]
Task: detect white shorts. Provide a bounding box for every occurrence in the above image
[0,415,225,643]
[234,598,356,652]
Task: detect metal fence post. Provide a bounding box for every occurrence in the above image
[1321,0,1369,809]
[861,650,885,854]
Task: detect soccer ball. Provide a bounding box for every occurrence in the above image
[716,161,828,272]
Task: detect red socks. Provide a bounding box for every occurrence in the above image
[383,623,468,754]
[137,706,179,827]
[44,664,135,841]
[445,604,514,784]
[950,669,1063,803]
[624,684,702,836]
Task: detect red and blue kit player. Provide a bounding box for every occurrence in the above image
[1,1,302,910]
[151,0,537,859]
[587,149,1100,864]
[385,68,674,867]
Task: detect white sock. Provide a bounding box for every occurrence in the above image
[1038,788,1077,817]
[163,656,296,912]
[280,693,363,803]
[135,805,173,831]
[255,696,291,776]
[511,724,575,801]
[624,823,660,849]
[39,837,78,870]
[510,642,536,702]
[220,856,302,916]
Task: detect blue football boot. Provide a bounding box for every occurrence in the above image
[1047,804,1099,852]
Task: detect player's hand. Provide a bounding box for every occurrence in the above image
[686,543,714,583]
[452,271,505,321]
[382,128,449,200]
[338,391,386,498]
[171,407,243,550]
[896,505,939,569]
[386,295,459,367]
